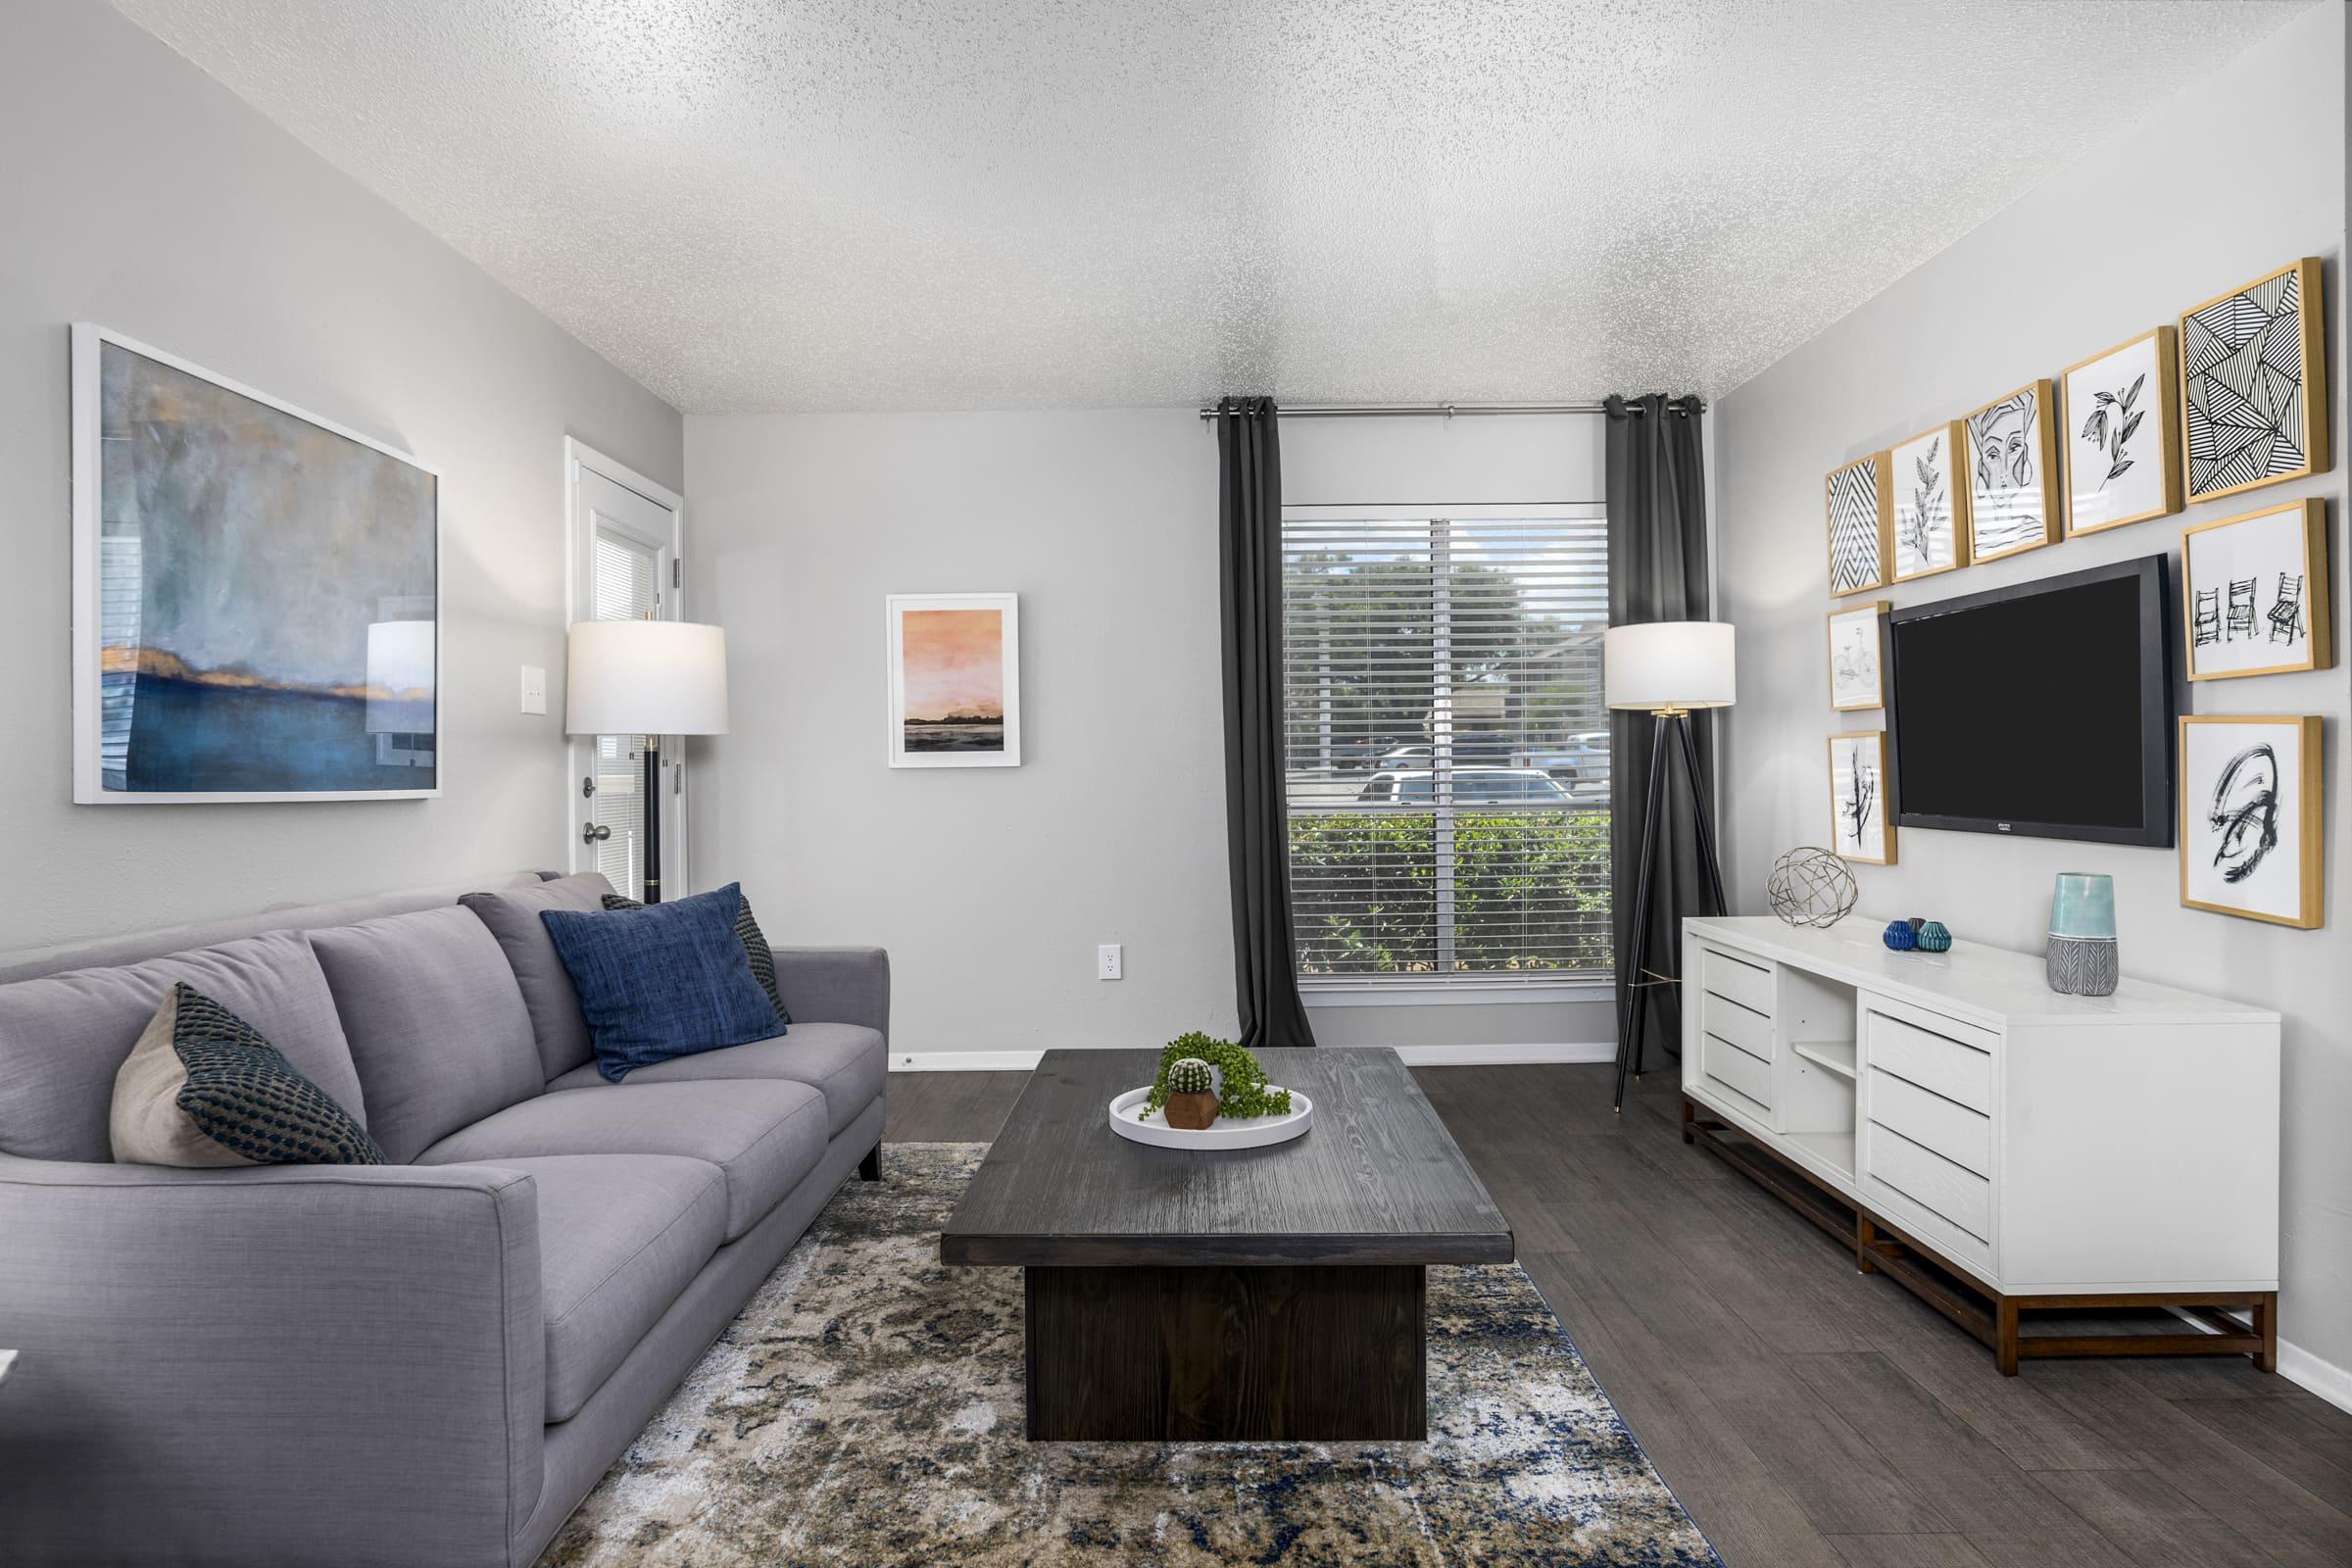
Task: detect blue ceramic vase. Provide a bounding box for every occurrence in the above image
[1882,919,1917,952]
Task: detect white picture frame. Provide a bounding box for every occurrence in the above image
[885,592,1022,768]
[71,323,441,804]
[2181,498,2332,681]
[1829,731,1894,865]
[2180,714,2322,927]
[1827,602,1887,711]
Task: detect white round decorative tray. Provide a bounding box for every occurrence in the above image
[1106,1086,1313,1151]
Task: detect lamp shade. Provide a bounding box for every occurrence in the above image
[1604,621,1736,711]
[564,619,729,736]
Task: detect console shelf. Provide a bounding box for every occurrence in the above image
[1679,915,2281,1377]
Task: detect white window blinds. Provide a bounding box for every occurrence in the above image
[1282,513,1611,988]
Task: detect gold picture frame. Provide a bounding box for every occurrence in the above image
[1825,452,1894,597]
[1828,730,1895,865]
[1826,601,1888,711]
[2178,257,2331,505]
[2061,325,2183,535]
[1962,378,2062,564]
[1888,421,1971,582]
[2181,498,2332,682]
[2179,714,2323,928]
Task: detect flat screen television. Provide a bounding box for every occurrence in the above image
[1886,555,2176,847]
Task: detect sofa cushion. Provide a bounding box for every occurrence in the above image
[459,873,614,1081]
[0,931,367,1163]
[549,1023,884,1140]
[309,907,547,1163]
[604,890,791,1025]
[542,886,786,1084]
[416,1079,825,1240]
[473,1153,728,1422]
[111,983,387,1167]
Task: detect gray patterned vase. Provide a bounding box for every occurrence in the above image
[2045,936,2119,997]
[2046,872,2119,997]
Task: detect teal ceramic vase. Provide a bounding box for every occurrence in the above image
[1916,921,1953,953]
[2046,872,2118,996]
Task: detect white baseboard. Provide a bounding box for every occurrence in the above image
[890,1043,1614,1072]
[2279,1336,2352,1414]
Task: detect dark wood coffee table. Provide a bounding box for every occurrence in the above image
[939,1047,1513,1442]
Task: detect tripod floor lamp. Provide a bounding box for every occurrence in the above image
[565,618,730,904]
[1604,620,1734,1112]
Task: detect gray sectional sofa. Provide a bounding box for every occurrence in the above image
[0,870,889,1567]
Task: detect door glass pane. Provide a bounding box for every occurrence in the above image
[590,524,659,899]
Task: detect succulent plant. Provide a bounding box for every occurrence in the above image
[1144,1032,1291,1121]
[1167,1057,1214,1095]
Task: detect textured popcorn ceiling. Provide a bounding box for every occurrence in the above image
[114,0,2316,414]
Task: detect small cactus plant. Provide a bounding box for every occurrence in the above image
[1167,1057,1214,1095]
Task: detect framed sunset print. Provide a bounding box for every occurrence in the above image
[2180,714,2322,927]
[886,593,1021,767]
[2180,257,2330,503]
[1963,379,2062,564]
[2062,326,2183,535]
[1889,422,1969,581]
[2181,498,2332,681]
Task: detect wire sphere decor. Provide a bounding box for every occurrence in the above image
[1767,847,1858,928]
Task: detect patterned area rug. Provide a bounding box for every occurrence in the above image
[541,1144,1720,1566]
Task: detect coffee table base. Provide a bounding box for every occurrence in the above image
[1023,1263,1426,1442]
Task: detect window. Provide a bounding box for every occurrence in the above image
[1282,511,1610,990]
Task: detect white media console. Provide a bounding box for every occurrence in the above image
[1679,915,2281,1374]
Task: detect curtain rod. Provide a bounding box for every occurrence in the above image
[1195,399,1702,421]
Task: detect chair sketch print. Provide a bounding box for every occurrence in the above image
[2226,578,2257,641]
[2192,587,2222,648]
[2269,573,2304,643]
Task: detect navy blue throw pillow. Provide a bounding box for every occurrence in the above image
[541,884,786,1082]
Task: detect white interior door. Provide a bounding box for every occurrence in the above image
[566,445,684,898]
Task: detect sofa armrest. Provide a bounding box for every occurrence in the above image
[0,1152,544,1568]
[773,946,890,1039]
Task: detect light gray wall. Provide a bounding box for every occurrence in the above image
[686,408,1652,1058]
[1715,2,2348,1384]
[1,0,683,950]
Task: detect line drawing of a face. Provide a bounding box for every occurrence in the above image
[2208,743,2279,885]
[1974,392,2037,492]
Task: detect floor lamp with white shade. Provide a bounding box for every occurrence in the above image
[1604,620,1734,1111]
[564,618,729,904]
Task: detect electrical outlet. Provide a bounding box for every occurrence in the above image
[1098,944,1123,981]
[519,664,548,715]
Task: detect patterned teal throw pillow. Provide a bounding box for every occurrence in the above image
[604,889,790,1026]
[110,983,385,1167]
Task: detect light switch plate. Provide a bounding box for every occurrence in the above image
[520,664,548,715]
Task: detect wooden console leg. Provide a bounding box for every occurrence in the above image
[858,1143,882,1183]
[2254,1293,2278,1373]
[1681,1098,1695,1146]
[1856,1212,1877,1275]
[1994,1298,2020,1376]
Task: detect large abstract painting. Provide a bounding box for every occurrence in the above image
[1963,378,2061,564]
[2180,258,2329,503]
[2062,326,2182,535]
[886,593,1021,767]
[1825,453,1890,596]
[72,326,438,803]
[2180,498,2332,681]
[2180,715,2322,928]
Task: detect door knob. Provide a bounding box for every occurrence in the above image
[581,822,612,844]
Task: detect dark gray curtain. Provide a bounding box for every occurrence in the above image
[1605,393,1712,1056]
[1217,396,1316,1051]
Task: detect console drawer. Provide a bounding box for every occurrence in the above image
[1699,945,1775,1016]
[1701,990,1772,1059]
[1704,1033,1772,1108]
[1867,1010,1990,1113]
[1866,1124,1990,1243]
[1869,1068,1989,1177]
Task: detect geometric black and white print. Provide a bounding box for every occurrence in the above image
[2183,265,2309,498]
[1826,457,1885,594]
